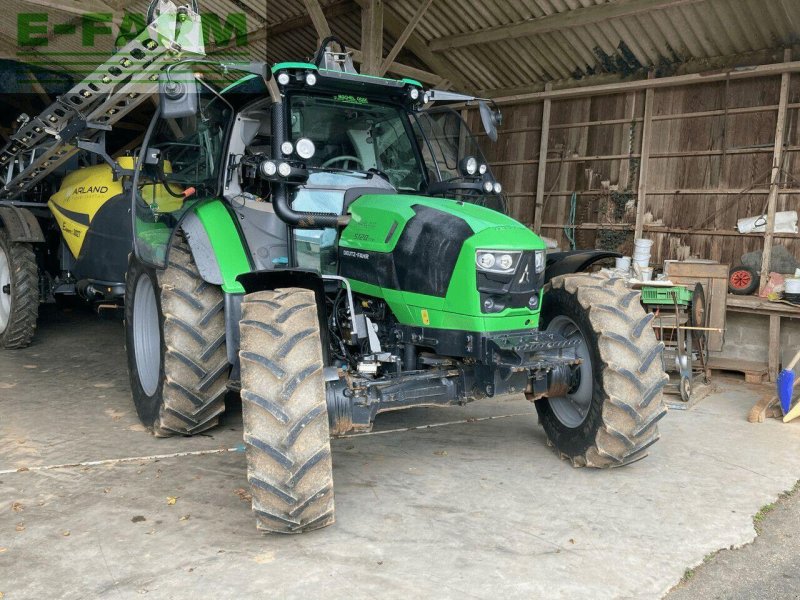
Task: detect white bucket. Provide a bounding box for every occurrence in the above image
[633,257,649,267]
[786,278,800,294]
[640,267,653,282]
[616,256,631,271]
[634,238,654,248]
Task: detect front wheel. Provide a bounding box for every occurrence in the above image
[125,239,229,436]
[239,288,335,534]
[0,227,38,349]
[537,272,668,467]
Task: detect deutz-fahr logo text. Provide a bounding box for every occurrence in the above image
[342,249,370,260]
[75,186,108,194]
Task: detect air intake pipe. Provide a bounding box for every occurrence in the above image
[270,94,348,229]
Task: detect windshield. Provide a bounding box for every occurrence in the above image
[288,94,426,192]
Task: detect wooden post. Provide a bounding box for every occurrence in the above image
[633,85,654,240]
[360,0,384,76]
[760,49,792,292]
[533,83,552,232]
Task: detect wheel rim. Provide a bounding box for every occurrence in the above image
[133,274,160,397]
[0,245,11,335]
[731,270,752,289]
[546,315,594,428]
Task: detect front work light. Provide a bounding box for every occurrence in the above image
[459,156,478,176]
[295,138,316,160]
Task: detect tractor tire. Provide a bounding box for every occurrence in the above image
[538,272,668,467]
[0,227,38,349]
[239,288,335,534]
[125,238,229,436]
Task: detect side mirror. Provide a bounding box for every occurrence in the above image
[158,70,198,119]
[478,100,502,142]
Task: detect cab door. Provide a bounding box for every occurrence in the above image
[132,78,234,267]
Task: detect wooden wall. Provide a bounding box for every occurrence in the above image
[466,72,800,269]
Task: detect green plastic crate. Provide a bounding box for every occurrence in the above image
[640,285,693,306]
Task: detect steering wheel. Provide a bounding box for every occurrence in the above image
[321,155,364,170]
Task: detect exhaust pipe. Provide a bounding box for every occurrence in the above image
[270,88,348,229]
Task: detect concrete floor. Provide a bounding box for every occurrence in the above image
[1,306,799,599]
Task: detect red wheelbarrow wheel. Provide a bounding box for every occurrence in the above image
[728,265,759,295]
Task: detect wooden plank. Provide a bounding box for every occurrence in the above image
[707,357,768,383]
[533,84,552,232]
[760,51,792,291]
[634,86,654,240]
[427,0,703,52]
[492,60,800,105]
[377,0,433,77]
[769,314,781,383]
[727,293,800,315]
[302,0,332,43]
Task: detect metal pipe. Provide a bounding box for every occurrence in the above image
[268,80,347,229]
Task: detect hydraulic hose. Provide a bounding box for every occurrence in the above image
[270,99,347,229]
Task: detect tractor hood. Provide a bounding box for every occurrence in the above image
[338,194,547,332]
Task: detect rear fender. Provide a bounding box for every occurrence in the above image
[544,250,621,285]
[0,205,45,243]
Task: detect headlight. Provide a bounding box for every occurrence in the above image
[305,72,317,86]
[278,162,292,177]
[534,250,546,274]
[497,253,514,270]
[482,180,494,193]
[479,163,487,175]
[260,160,277,177]
[460,156,478,176]
[476,250,522,274]
[493,182,502,194]
[277,72,290,86]
[295,137,316,160]
[409,88,420,100]
[280,141,294,156]
[477,252,496,270]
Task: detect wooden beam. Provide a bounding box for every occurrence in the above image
[350,49,443,84]
[491,60,800,105]
[428,0,703,52]
[360,0,384,75]
[377,0,432,77]
[208,1,356,52]
[760,49,793,291]
[352,0,470,91]
[302,0,332,44]
[19,0,117,16]
[633,84,654,240]
[533,83,552,232]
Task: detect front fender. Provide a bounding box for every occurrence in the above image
[0,205,45,243]
[544,250,621,285]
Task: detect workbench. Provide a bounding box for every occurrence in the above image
[725,294,800,382]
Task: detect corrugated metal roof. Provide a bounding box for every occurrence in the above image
[2,0,798,96]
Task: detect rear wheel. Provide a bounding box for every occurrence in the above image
[239,288,335,534]
[537,272,668,467]
[125,238,229,436]
[0,228,38,349]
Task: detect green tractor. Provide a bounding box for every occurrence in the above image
[122,37,668,534]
